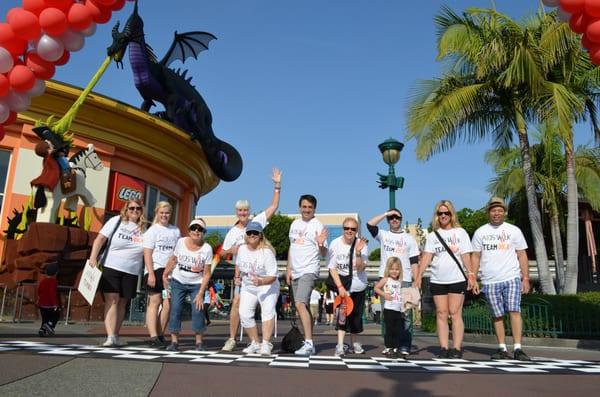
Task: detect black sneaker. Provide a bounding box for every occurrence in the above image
[38,328,47,337]
[166,342,179,352]
[448,348,463,359]
[491,348,510,359]
[437,348,449,359]
[514,348,531,361]
[157,335,167,346]
[147,337,162,348]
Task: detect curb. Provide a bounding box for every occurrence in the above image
[461,333,600,351]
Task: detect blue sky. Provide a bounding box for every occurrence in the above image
[2,0,592,230]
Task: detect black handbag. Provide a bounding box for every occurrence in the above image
[434,230,478,305]
[325,238,356,292]
[96,217,122,270]
[280,287,305,353]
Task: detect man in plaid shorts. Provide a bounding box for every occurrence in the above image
[470,197,531,361]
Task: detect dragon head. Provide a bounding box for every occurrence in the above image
[107,0,144,68]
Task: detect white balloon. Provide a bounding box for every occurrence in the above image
[36,35,65,62]
[28,79,46,97]
[60,30,85,52]
[80,22,97,37]
[542,0,560,6]
[0,101,9,124]
[7,90,31,113]
[0,47,14,74]
[557,8,571,23]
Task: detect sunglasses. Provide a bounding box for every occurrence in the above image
[386,215,402,221]
[128,206,142,211]
[246,230,261,236]
[189,225,205,232]
[343,226,357,232]
[437,211,451,217]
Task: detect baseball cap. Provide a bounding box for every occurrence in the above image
[486,197,507,212]
[246,221,263,233]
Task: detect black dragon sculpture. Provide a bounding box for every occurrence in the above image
[107,0,242,182]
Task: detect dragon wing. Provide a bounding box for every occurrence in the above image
[159,31,217,66]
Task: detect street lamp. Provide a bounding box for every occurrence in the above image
[377,138,405,209]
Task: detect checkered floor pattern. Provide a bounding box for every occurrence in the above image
[1,341,599,374]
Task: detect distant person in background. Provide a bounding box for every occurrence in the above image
[143,201,180,347]
[416,200,473,358]
[220,168,281,352]
[90,198,147,348]
[310,288,321,326]
[37,263,59,336]
[371,295,381,324]
[471,197,531,361]
[324,289,336,325]
[367,208,420,357]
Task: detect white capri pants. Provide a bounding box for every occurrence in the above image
[239,282,279,328]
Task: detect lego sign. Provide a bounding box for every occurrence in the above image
[107,172,146,212]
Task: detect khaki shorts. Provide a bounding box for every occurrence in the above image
[292,273,317,307]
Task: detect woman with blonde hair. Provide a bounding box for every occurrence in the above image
[416,200,474,358]
[89,198,147,347]
[236,221,280,356]
[143,201,181,346]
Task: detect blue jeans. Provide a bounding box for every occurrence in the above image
[168,279,206,334]
[400,281,413,351]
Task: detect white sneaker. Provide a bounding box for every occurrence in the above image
[334,344,345,357]
[260,341,273,356]
[222,338,236,352]
[294,341,315,356]
[102,335,117,347]
[352,342,365,354]
[113,336,127,347]
[381,347,391,355]
[243,340,261,354]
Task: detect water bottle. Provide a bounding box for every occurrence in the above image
[338,300,347,326]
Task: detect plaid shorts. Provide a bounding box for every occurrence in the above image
[482,277,522,318]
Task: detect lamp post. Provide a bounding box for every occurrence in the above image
[377,138,404,209]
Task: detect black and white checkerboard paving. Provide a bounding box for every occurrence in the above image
[1,341,599,374]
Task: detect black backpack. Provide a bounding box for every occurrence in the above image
[280,288,305,353]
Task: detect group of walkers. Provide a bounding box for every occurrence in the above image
[77,167,532,361]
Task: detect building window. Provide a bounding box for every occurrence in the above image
[0,149,11,217]
[145,185,178,223]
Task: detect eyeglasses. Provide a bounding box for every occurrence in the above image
[343,226,357,232]
[128,206,142,211]
[386,215,402,221]
[190,225,205,232]
[437,211,451,217]
[246,230,261,236]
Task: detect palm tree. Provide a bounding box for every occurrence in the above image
[486,125,600,293]
[406,7,557,293]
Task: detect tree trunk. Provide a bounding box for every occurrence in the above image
[564,144,579,294]
[516,111,556,294]
[550,211,565,293]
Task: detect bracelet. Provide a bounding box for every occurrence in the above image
[523,277,530,280]
[336,284,343,289]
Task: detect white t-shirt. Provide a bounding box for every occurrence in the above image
[310,289,321,305]
[143,224,181,272]
[222,211,268,261]
[472,222,528,285]
[376,229,420,282]
[99,216,144,275]
[327,236,368,292]
[325,290,336,304]
[288,217,328,279]
[235,244,278,292]
[170,237,213,285]
[382,278,403,312]
[424,228,473,284]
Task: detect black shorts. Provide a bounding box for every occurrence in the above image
[430,281,467,296]
[143,268,166,294]
[100,267,138,299]
[336,290,365,334]
[325,303,333,314]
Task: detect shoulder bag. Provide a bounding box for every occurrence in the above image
[280,286,305,353]
[96,217,122,270]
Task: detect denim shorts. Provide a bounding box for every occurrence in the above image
[168,279,206,334]
[482,277,522,318]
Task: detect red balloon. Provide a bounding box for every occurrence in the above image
[39,7,68,36]
[0,125,5,140]
[582,33,594,49]
[67,3,93,31]
[54,49,70,65]
[26,51,56,80]
[587,18,600,42]
[0,23,27,56]
[23,0,46,16]
[560,0,586,14]
[569,12,589,33]
[5,111,17,125]
[43,0,75,12]
[586,0,600,17]
[0,74,9,97]
[92,0,117,6]
[8,64,36,92]
[7,8,42,41]
[87,1,112,24]
[111,0,126,12]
